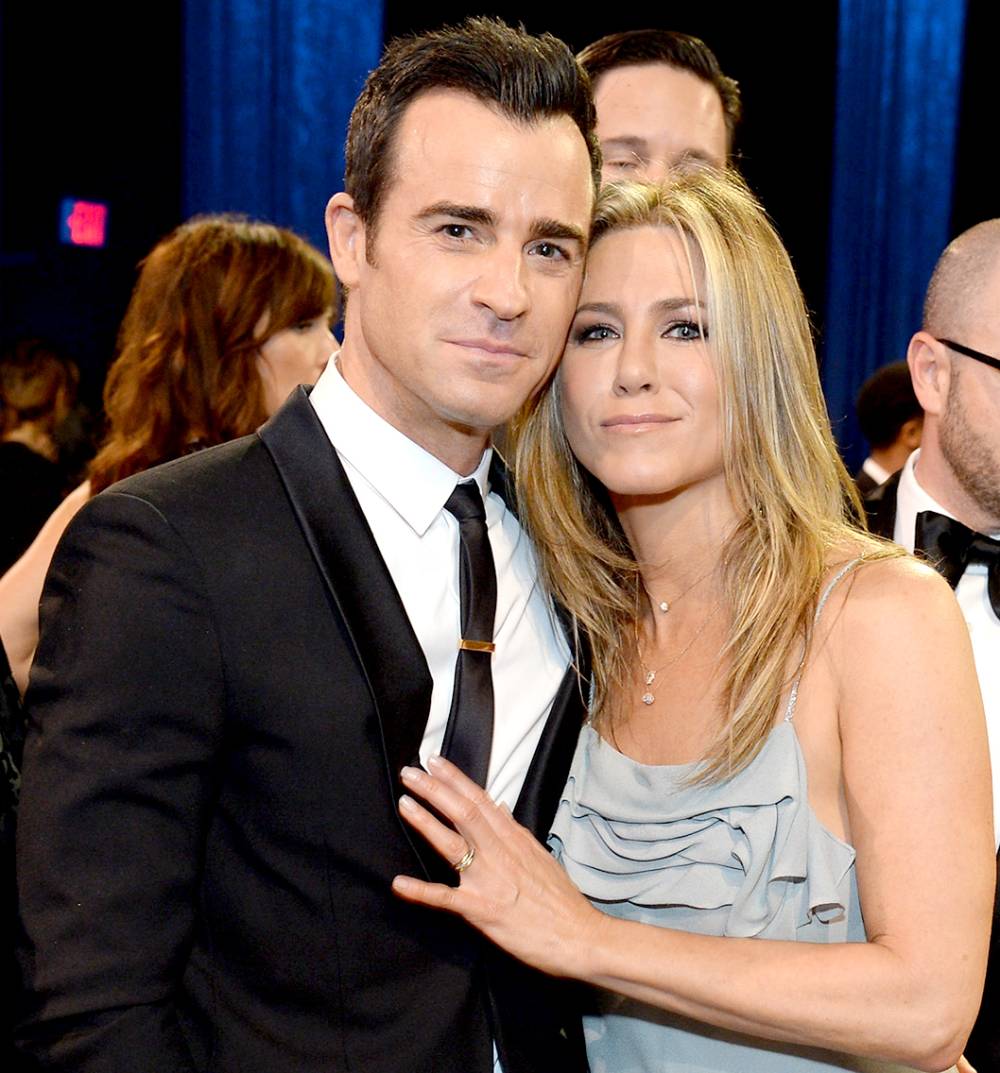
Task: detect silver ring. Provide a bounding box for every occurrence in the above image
[453,845,476,873]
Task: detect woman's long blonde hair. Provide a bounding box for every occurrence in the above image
[512,171,898,783]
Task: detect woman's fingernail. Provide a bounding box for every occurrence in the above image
[400,765,420,783]
[427,754,444,770]
[399,794,417,813]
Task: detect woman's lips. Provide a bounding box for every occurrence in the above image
[601,413,676,428]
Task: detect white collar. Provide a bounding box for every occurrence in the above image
[307,357,492,537]
[894,450,954,553]
[861,456,891,486]
[896,448,1000,549]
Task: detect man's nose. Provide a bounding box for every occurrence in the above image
[470,244,529,321]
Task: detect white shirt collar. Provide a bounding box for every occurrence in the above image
[307,357,492,537]
[895,448,1000,549]
[894,449,954,553]
[861,456,891,486]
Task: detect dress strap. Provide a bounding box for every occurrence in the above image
[783,557,864,722]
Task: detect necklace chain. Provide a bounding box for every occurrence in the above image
[644,559,718,615]
[635,581,722,706]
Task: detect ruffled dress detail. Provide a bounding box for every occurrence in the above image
[550,722,857,942]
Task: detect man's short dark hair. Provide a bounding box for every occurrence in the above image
[856,361,922,450]
[345,17,600,235]
[577,29,742,152]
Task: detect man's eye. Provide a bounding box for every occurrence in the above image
[530,241,568,261]
[441,224,473,239]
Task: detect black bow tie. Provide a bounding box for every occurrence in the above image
[915,510,1000,616]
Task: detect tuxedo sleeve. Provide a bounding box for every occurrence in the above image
[16,489,225,1072]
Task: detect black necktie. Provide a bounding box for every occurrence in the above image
[915,510,1000,616]
[441,482,496,786]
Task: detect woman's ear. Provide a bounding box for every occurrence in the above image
[325,193,366,288]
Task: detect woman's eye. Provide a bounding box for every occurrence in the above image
[574,323,619,343]
[665,321,705,341]
[608,160,638,172]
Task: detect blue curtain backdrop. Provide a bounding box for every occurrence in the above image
[824,0,966,469]
[183,0,382,255]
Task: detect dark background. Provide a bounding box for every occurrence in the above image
[1,2,996,419]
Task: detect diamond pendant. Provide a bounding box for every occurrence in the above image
[658,600,670,613]
[642,692,655,705]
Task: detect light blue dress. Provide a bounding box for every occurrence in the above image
[548,563,921,1073]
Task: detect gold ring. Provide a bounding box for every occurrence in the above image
[453,845,476,873]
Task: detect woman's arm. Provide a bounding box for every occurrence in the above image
[393,559,993,1071]
[0,481,90,694]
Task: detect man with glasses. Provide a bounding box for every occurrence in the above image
[866,218,1000,1071]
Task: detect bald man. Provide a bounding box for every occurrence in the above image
[866,219,1000,1071]
[577,29,741,182]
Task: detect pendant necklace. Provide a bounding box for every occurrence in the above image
[635,588,721,703]
[643,559,719,616]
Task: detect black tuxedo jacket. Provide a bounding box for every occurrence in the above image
[16,389,590,1073]
[862,468,901,540]
[864,473,999,1069]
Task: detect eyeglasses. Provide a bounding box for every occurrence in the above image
[938,338,1000,373]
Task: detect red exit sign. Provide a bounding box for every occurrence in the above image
[59,198,109,248]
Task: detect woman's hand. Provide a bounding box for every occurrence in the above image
[391,754,604,980]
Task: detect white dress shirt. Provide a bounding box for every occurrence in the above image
[308,358,571,811]
[894,449,1000,847]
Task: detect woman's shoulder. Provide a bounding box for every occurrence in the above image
[820,539,967,659]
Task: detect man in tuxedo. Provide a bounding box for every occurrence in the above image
[16,18,598,1072]
[577,29,741,182]
[865,218,1000,1070]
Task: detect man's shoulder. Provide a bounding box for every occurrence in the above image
[76,434,293,554]
[108,433,265,502]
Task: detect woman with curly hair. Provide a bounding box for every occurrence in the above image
[0,215,335,693]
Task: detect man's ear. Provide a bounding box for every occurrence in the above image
[907,331,952,418]
[326,193,367,288]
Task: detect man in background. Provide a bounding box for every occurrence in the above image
[866,220,1000,1071]
[578,28,741,181]
[853,359,923,494]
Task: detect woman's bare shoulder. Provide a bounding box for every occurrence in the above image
[821,542,970,676]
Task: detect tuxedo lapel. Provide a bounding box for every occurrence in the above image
[863,469,901,539]
[512,599,590,839]
[513,647,589,840]
[258,390,436,870]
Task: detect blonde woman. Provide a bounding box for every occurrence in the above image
[391,173,993,1073]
